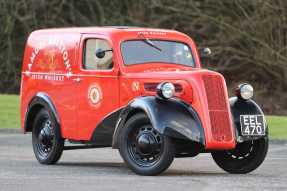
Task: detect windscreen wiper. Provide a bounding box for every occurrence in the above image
[138,33,162,52]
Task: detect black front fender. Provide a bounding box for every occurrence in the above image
[112,96,205,148]
[229,97,268,141]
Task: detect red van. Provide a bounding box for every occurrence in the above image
[20,27,268,175]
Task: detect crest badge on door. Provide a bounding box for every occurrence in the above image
[88,84,102,107]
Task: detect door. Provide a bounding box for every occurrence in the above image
[76,34,119,141]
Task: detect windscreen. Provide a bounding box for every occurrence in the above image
[121,40,195,67]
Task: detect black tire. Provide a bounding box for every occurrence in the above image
[32,108,64,164]
[211,137,268,174]
[119,113,175,176]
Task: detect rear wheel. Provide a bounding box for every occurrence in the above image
[32,108,64,164]
[211,137,268,174]
[119,113,175,176]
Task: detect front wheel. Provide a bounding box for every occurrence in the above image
[211,137,268,174]
[119,113,175,176]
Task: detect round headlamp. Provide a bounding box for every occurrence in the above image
[156,82,175,99]
[235,83,254,100]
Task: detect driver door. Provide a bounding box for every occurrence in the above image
[76,34,119,141]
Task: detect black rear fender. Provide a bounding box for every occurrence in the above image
[25,92,60,132]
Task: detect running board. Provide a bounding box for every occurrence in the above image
[64,145,110,150]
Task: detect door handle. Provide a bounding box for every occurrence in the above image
[72,77,81,83]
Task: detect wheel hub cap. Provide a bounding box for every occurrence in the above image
[37,120,54,155]
[137,133,157,154]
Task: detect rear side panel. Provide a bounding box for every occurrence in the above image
[20,31,80,139]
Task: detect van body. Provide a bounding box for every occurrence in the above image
[20,27,268,175]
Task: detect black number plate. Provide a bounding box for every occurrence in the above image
[240,115,266,136]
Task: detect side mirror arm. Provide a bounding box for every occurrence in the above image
[95,49,113,59]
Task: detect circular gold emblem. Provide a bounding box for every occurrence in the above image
[88,84,102,106]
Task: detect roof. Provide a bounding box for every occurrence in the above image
[32,26,182,36]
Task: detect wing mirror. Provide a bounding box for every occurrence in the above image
[95,49,113,59]
[199,47,212,57]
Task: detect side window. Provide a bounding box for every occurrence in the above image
[83,39,113,70]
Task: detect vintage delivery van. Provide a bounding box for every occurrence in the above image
[20,27,268,175]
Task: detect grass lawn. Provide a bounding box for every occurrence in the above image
[0,94,286,139]
[0,94,20,128]
[266,116,287,140]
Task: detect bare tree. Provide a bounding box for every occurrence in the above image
[0,0,286,114]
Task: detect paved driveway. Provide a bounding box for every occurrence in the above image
[0,133,286,191]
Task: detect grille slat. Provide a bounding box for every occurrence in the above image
[202,74,232,142]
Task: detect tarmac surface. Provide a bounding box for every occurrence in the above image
[0,133,286,191]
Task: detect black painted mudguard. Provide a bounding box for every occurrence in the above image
[112,96,205,148]
[24,92,60,132]
[229,97,268,142]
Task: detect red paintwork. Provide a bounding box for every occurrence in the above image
[20,27,236,150]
